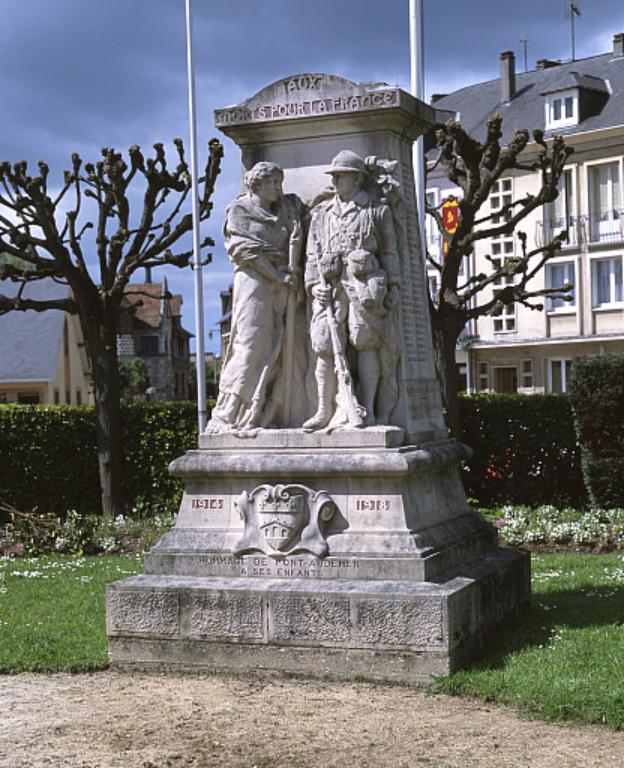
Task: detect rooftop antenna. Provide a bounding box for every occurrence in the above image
[567,1,581,61]
[519,33,528,72]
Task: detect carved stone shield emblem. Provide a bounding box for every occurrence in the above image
[233,483,336,559]
[257,488,305,551]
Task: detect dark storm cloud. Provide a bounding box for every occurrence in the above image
[0,0,622,351]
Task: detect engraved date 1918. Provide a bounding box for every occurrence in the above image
[355,498,390,512]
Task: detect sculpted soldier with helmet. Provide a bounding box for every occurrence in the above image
[303,150,401,430]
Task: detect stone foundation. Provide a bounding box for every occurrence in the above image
[107,434,530,683]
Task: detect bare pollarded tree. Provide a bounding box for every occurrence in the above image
[426,115,573,437]
[0,138,223,516]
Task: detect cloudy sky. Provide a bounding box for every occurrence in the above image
[1,0,623,352]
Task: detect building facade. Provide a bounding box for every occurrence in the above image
[427,33,624,393]
[0,279,91,405]
[117,278,192,401]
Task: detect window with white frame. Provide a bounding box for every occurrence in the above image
[521,359,534,389]
[548,358,573,393]
[543,168,576,246]
[477,362,489,392]
[492,290,516,332]
[544,89,578,130]
[546,261,575,311]
[588,162,622,243]
[592,256,623,307]
[489,179,515,285]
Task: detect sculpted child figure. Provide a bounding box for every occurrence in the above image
[207,162,306,432]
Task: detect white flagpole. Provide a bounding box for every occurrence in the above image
[409,0,426,257]
[185,0,207,433]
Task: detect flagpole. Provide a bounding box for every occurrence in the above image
[570,2,580,62]
[409,0,426,258]
[185,0,207,434]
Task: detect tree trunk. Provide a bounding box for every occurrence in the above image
[82,315,124,518]
[431,320,463,440]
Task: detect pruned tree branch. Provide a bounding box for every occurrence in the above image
[0,138,223,517]
[424,114,573,437]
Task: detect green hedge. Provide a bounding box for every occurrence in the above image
[0,396,586,515]
[568,355,624,508]
[459,394,585,508]
[0,403,198,516]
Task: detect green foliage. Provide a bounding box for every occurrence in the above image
[0,402,200,516]
[1,507,175,558]
[118,357,149,403]
[189,357,221,400]
[433,552,624,729]
[568,354,624,508]
[460,394,585,508]
[0,405,100,515]
[118,402,199,511]
[0,395,588,514]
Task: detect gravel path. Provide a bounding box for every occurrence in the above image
[1,671,622,768]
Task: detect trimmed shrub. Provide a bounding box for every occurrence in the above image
[459,394,585,508]
[119,402,198,510]
[568,354,624,508]
[0,395,586,515]
[0,402,198,516]
[0,405,99,516]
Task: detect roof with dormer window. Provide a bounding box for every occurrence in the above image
[539,71,609,96]
[429,45,624,145]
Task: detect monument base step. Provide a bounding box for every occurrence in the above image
[107,546,530,684]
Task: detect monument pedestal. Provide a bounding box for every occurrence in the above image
[107,432,530,683]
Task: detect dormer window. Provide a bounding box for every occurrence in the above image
[541,72,609,131]
[545,88,578,129]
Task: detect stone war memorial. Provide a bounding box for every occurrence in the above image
[106,74,530,682]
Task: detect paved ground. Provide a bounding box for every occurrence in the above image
[2,671,623,767]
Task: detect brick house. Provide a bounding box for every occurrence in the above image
[117,277,192,401]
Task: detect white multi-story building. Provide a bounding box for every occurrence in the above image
[427,33,624,394]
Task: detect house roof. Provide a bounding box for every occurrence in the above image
[122,280,183,329]
[0,279,69,382]
[429,47,624,146]
[539,71,609,96]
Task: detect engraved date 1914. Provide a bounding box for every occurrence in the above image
[191,497,224,510]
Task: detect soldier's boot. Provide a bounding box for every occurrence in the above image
[302,357,336,431]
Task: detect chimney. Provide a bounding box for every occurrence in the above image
[430,93,447,103]
[614,33,624,57]
[536,58,561,70]
[144,265,152,283]
[500,51,516,103]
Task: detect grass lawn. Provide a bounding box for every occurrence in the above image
[0,554,143,673]
[1,551,623,729]
[434,552,624,729]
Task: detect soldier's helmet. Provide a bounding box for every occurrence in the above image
[325,150,367,175]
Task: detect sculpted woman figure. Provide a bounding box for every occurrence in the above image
[207,162,306,432]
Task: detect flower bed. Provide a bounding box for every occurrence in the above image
[0,504,175,559]
[491,505,624,552]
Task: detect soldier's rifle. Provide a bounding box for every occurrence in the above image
[281,223,301,426]
[313,237,365,428]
